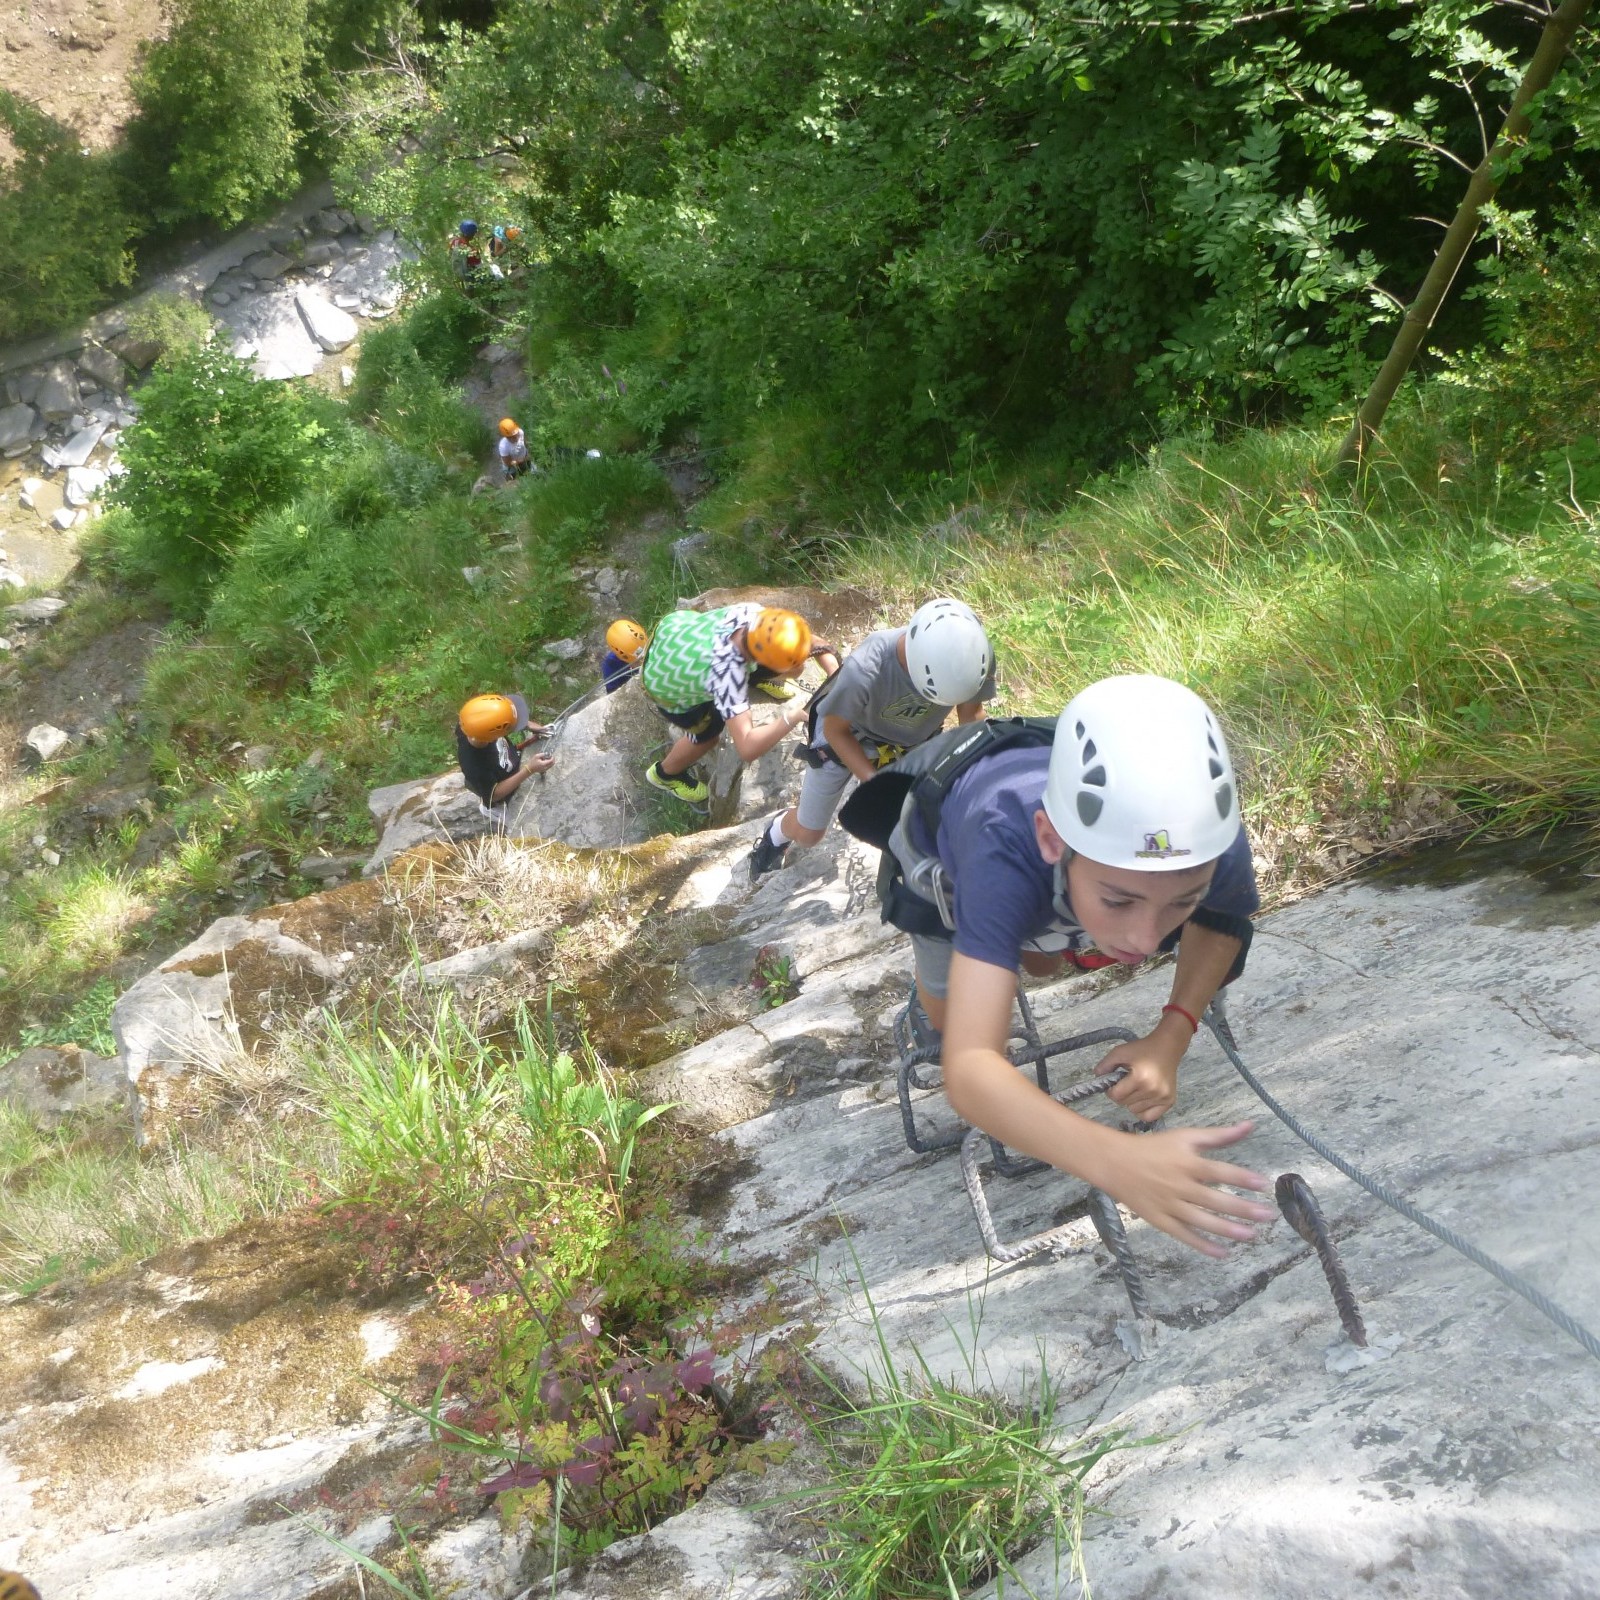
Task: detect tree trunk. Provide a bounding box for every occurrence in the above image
[1338,0,1592,465]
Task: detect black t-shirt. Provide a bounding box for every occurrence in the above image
[456,722,520,804]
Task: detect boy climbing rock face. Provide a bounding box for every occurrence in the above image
[639,603,840,805]
[748,597,997,884]
[455,693,553,811]
[868,674,1275,1258]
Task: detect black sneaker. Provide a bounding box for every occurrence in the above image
[747,829,791,885]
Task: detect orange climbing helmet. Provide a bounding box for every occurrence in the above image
[498,417,521,438]
[605,618,649,663]
[459,692,529,743]
[746,608,812,675]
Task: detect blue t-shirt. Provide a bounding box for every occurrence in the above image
[600,649,635,694]
[918,745,1259,971]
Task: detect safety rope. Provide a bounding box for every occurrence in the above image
[1204,1005,1600,1364]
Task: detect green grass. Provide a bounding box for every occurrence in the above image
[832,418,1600,895]
[788,1274,1138,1599]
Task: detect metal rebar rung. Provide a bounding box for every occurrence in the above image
[1277,1172,1367,1347]
[1087,1187,1150,1320]
[962,1067,1129,1263]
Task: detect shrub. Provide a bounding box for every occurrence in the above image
[0,92,138,341]
[121,293,216,368]
[124,0,309,227]
[105,346,332,616]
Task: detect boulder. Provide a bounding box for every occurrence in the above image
[314,207,348,235]
[0,1044,125,1123]
[113,910,345,1144]
[33,360,80,420]
[240,744,276,771]
[294,290,358,353]
[363,771,492,876]
[243,250,295,281]
[7,596,66,622]
[108,331,164,370]
[301,241,341,268]
[0,402,37,451]
[50,507,78,531]
[76,343,126,389]
[24,723,72,762]
[218,287,320,380]
[542,637,585,661]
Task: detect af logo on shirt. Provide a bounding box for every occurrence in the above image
[878,690,932,724]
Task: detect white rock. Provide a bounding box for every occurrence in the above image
[33,360,79,419]
[339,365,354,388]
[294,289,358,353]
[64,466,107,508]
[50,507,76,531]
[75,343,125,389]
[24,723,71,762]
[593,566,621,595]
[333,294,360,310]
[0,571,26,590]
[460,565,484,586]
[53,422,106,469]
[40,847,60,867]
[542,637,585,661]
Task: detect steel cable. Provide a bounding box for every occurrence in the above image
[1204,1006,1600,1364]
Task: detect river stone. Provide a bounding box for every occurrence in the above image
[33,360,79,419]
[301,241,341,268]
[296,851,368,882]
[51,422,107,470]
[24,723,72,762]
[294,289,358,353]
[109,331,163,370]
[244,249,295,280]
[0,1044,125,1122]
[75,343,126,389]
[0,402,36,451]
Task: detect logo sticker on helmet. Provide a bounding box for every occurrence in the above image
[1136,829,1192,859]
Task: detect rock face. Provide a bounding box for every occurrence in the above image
[364,770,490,876]
[75,342,126,389]
[32,360,79,419]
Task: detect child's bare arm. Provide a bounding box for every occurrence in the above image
[942,952,1271,1257]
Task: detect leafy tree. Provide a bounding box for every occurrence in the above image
[125,0,310,227]
[0,93,138,342]
[106,347,331,617]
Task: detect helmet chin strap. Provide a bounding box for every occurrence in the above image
[1049,848,1077,924]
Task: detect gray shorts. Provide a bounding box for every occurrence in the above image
[909,929,955,999]
[794,758,856,832]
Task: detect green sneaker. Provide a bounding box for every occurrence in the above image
[754,678,798,703]
[645,761,709,804]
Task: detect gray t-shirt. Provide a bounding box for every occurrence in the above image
[813,628,997,758]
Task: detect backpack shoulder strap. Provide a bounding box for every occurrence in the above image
[911,716,1057,844]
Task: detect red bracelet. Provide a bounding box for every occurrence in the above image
[1161,1002,1200,1035]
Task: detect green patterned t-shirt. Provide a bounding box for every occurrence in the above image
[640,603,762,714]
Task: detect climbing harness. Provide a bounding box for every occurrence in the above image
[1203,999,1600,1364]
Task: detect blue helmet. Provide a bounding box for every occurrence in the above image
[458,219,478,238]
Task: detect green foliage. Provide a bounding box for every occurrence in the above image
[104,346,332,616]
[125,0,310,227]
[1441,191,1600,464]
[121,293,216,367]
[790,1275,1135,1599]
[19,977,119,1056]
[0,92,138,341]
[834,417,1600,883]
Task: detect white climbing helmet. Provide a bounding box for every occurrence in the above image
[1043,675,1241,870]
[903,598,994,706]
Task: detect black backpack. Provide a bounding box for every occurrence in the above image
[838,717,1056,938]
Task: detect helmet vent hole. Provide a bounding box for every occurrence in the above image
[1081,737,1097,762]
[1077,793,1104,827]
[1208,757,1224,779]
[1082,764,1106,788]
[1215,781,1233,820]
[1074,721,1085,739]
